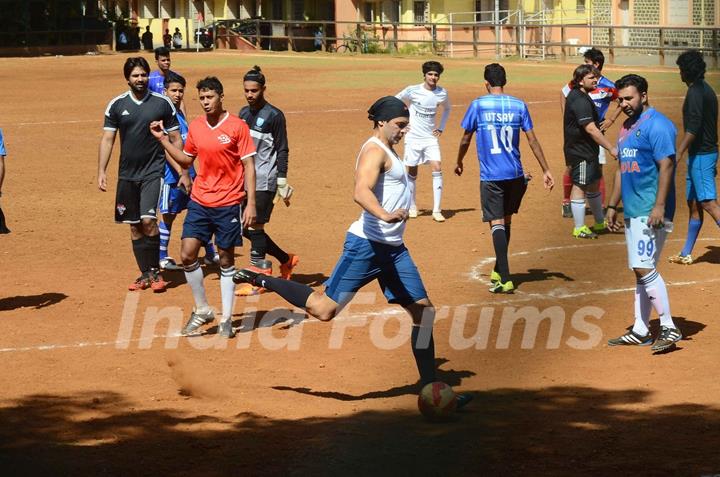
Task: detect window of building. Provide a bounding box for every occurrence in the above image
[293,0,304,20]
[141,0,158,18]
[160,0,176,18]
[413,1,427,25]
[577,0,586,13]
[364,2,374,23]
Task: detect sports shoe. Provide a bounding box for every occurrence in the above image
[181,309,215,335]
[232,267,270,285]
[280,254,300,280]
[489,280,514,294]
[234,283,267,296]
[572,225,598,239]
[608,329,653,347]
[160,257,182,271]
[562,202,572,218]
[408,207,418,218]
[590,221,607,234]
[668,254,693,265]
[218,320,236,338]
[456,393,474,410]
[204,253,220,266]
[490,270,501,284]
[128,274,150,291]
[651,326,682,352]
[432,211,446,222]
[148,269,168,293]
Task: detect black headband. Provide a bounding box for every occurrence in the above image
[367,96,409,122]
[244,69,265,85]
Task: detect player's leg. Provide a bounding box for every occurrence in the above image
[491,177,527,290]
[671,199,703,264]
[139,178,165,291]
[404,145,421,217]
[562,165,573,217]
[584,160,606,232]
[116,180,150,290]
[569,161,598,239]
[179,201,215,335]
[212,203,246,337]
[694,152,720,223]
[597,147,607,207]
[427,143,445,222]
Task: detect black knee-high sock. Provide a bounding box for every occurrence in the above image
[145,234,160,271]
[265,233,290,265]
[132,237,145,274]
[506,223,511,247]
[252,274,313,308]
[245,229,268,267]
[411,325,437,385]
[492,224,510,283]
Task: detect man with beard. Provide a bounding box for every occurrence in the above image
[98,57,181,291]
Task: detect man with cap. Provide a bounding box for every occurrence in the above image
[233,96,472,407]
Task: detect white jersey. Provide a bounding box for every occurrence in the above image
[348,137,412,245]
[396,83,450,145]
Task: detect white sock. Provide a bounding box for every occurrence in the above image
[641,270,675,328]
[220,266,236,323]
[407,173,417,210]
[432,171,442,213]
[571,199,586,229]
[587,191,604,224]
[184,261,210,313]
[632,283,651,335]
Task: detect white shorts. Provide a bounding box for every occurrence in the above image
[598,147,607,165]
[403,142,441,167]
[624,216,671,270]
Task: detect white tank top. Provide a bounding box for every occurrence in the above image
[347,136,411,245]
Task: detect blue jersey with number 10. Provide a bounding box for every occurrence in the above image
[461,94,533,181]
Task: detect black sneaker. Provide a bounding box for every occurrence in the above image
[233,268,259,285]
[651,326,682,352]
[608,329,653,346]
[181,309,214,335]
[456,393,473,410]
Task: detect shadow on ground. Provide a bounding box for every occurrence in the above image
[0,293,68,311]
[1,384,719,475]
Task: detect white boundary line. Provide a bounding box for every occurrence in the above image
[2,238,716,354]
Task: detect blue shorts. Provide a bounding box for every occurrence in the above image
[159,181,190,215]
[181,200,243,250]
[686,152,718,202]
[324,232,428,306]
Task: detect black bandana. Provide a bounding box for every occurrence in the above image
[367,96,409,122]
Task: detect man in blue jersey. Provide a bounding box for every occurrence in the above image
[148,47,174,94]
[233,96,472,409]
[606,74,682,353]
[0,127,9,233]
[455,63,555,294]
[157,72,218,270]
[668,50,720,265]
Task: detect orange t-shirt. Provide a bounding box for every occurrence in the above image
[183,112,256,207]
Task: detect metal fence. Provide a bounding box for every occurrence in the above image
[214,18,719,68]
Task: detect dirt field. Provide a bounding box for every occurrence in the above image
[0,51,719,476]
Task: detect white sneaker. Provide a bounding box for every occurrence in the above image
[160,257,182,271]
[432,211,446,222]
[408,207,418,218]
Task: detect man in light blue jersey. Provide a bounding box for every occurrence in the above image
[157,72,218,270]
[606,74,682,353]
[455,63,554,294]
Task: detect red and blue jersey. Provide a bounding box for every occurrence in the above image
[460,94,533,181]
[562,75,618,120]
[617,107,677,220]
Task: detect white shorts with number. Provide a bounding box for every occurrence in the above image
[403,142,441,166]
[598,147,607,165]
[624,216,671,270]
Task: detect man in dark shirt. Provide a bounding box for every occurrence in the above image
[98,57,181,292]
[563,64,618,239]
[235,66,298,296]
[669,50,720,265]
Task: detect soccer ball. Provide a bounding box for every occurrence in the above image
[418,381,457,420]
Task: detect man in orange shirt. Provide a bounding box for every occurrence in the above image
[151,76,256,338]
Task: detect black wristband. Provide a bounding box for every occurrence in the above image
[607,205,617,210]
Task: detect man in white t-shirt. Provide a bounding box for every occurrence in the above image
[396,61,451,222]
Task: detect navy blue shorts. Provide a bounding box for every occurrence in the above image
[182,200,243,249]
[324,233,428,306]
